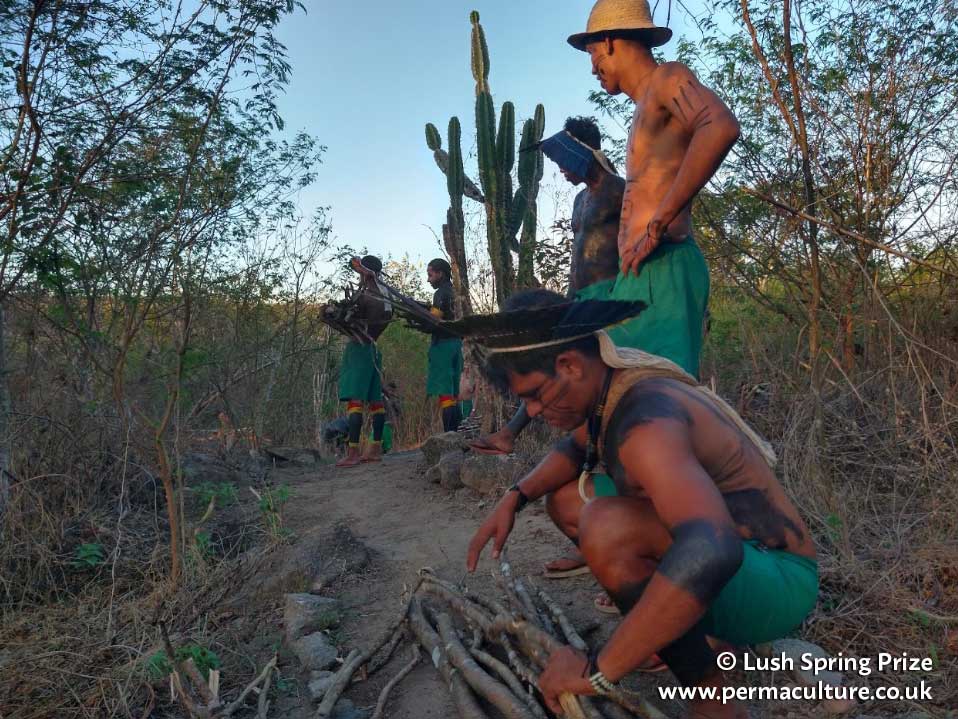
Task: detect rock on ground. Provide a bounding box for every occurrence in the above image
[290,631,338,671]
[438,450,464,490]
[307,670,336,702]
[420,432,467,468]
[181,452,237,485]
[460,453,522,495]
[284,593,340,642]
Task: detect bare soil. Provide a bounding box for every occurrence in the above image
[249,449,934,719]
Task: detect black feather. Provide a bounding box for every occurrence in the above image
[441,300,646,348]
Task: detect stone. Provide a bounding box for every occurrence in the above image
[308,670,336,701]
[264,446,321,466]
[181,452,237,485]
[291,631,338,671]
[330,698,372,719]
[420,431,467,467]
[284,593,340,642]
[438,450,464,490]
[424,464,441,484]
[460,453,522,495]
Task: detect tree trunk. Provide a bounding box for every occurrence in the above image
[0,304,9,523]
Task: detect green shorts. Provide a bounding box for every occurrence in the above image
[703,541,818,646]
[427,338,463,397]
[607,238,710,378]
[591,471,818,646]
[338,341,383,402]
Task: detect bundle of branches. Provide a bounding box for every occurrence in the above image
[320,258,449,341]
[307,562,673,719]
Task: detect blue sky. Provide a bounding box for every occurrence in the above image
[274,0,708,272]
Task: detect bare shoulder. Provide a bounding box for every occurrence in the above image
[648,62,700,97]
[609,378,693,440]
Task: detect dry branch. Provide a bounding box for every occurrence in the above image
[366,625,408,676]
[537,587,588,652]
[319,576,423,713]
[433,610,537,719]
[371,644,421,719]
[408,597,489,718]
[220,655,277,717]
[316,649,363,718]
[469,646,548,719]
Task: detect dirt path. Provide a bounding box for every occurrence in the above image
[265,450,876,719]
[276,450,611,718]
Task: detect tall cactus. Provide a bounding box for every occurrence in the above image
[425,119,472,316]
[424,10,546,307]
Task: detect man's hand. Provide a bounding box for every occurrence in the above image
[538,646,595,714]
[465,490,521,572]
[622,217,666,274]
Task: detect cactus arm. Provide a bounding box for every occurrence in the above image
[496,102,515,175]
[470,10,490,95]
[426,123,442,151]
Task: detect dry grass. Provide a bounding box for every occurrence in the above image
[704,308,958,712]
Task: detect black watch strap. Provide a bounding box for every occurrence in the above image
[509,483,529,512]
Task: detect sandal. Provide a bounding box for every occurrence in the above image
[594,593,620,615]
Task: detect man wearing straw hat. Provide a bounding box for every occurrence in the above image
[461,292,818,719]
[568,0,739,376]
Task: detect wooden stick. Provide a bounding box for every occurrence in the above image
[469,646,548,719]
[491,616,667,719]
[420,569,509,616]
[256,659,273,719]
[370,644,421,719]
[316,649,363,717]
[319,576,424,714]
[221,655,278,717]
[366,624,407,675]
[420,580,493,631]
[408,598,489,718]
[523,578,559,638]
[537,587,588,652]
[433,610,537,719]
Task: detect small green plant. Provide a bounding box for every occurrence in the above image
[71,542,106,569]
[193,530,214,560]
[146,644,220,681]
[194,481,237,508]
[259,484,293,541]
[824,513,844,544]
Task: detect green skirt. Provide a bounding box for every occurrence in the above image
[607,238,710,379]
[338,341,383,402]
[427,338,463,396]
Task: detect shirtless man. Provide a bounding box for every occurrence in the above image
[470,116,624,455]
[573,0,739,376]
[464,291,818,719]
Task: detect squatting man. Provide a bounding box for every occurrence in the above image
[460,292,818,719]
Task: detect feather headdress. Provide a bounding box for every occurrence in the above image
[441,299,645,352]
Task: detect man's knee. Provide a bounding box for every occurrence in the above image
[578,498,670,584]
[545,480,582,535]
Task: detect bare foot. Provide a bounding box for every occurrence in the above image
[469,428,515,455]
[594,592,620,615]
[543,551,591,578]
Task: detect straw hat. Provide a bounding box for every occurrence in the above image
[568,0,673,50]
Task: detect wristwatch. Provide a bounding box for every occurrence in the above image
[508,483,529,512]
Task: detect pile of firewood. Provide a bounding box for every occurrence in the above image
[312,556,673,719]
